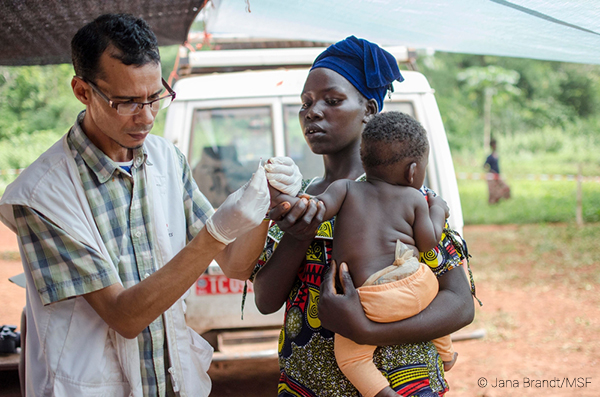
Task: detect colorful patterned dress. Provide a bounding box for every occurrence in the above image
[255,178,473,397]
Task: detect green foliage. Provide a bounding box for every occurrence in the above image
[418,52,600,153]
[557,64,600,118]
[453,122,600,176]
[0,64,83,140]
[0,129,65,192]
[159,45,180,83]
[457,65,521,96]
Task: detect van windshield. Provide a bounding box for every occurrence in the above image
[189,106,273,208]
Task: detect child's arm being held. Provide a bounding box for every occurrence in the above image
[268,180,349,221]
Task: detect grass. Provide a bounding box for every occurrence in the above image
[451,127,600,226]
[458,179,600,225]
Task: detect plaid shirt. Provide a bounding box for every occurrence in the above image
[13,112,214,397]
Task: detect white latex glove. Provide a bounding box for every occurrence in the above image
[264,157,302,197]
[205,164,270,245]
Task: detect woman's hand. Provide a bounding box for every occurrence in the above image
[318,260,372,343]
[319,260,475,346]
[269,197,326,241]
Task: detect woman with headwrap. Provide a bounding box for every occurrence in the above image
[253,36,474,397]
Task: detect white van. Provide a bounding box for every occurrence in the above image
[163,51,463,360]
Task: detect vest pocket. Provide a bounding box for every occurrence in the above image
[187,327,213,373]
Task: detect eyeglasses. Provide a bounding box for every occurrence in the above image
[77,76,176,116]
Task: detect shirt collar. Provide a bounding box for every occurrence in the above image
[68,111,148,183]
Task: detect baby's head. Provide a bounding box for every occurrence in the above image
[360,111,429,189]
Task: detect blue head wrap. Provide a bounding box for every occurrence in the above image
[310,36,404,112]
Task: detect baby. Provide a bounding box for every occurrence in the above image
[269,111,457,397]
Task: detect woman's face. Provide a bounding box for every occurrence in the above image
[299,68,373,155]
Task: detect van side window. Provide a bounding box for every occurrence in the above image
[189,106,274,207]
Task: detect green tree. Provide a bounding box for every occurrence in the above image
[0,64,83,140]
[457,65,521,150]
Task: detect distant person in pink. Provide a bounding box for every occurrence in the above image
[484,138,511,204]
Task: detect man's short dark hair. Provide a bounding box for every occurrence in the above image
[360,111,429,169]
[71,13,160,82]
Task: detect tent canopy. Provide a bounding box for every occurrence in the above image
[205,0,600,65]
[1,0,600,66]
[0,0,206,66]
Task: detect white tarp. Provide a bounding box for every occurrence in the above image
[205,0,600,64]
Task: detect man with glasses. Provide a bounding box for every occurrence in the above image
[0,13,300,397]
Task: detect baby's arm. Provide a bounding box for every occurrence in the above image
[268,184,297,210]
[427,192,450,237]
[412,192,448,252]
[268,180,349,220]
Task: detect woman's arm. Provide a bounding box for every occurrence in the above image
[253,198,326,314]
[253,233,314,314]
[318,260,474,346]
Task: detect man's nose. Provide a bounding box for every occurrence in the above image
[135,104,156,125]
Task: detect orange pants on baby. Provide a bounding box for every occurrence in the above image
[334,244,454,397]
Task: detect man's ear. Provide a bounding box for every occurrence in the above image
[405,162,417,185]
[362,98,378,124]
[71,77,92,106]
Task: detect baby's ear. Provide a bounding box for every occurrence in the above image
[406,162,417,185]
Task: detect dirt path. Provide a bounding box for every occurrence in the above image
[446,285,599,396]
[445,224,600,396]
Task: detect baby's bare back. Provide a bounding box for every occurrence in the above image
[331,180,423,288]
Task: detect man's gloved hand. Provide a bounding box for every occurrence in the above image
[205,164,270,245]
[264,157,302,196]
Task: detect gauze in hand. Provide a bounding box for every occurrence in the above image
[205,163,270,245]
[264,157,302,197]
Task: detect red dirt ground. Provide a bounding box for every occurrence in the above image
[445,224,600,396]
[1,222,599,396]
[0,222,23,332]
